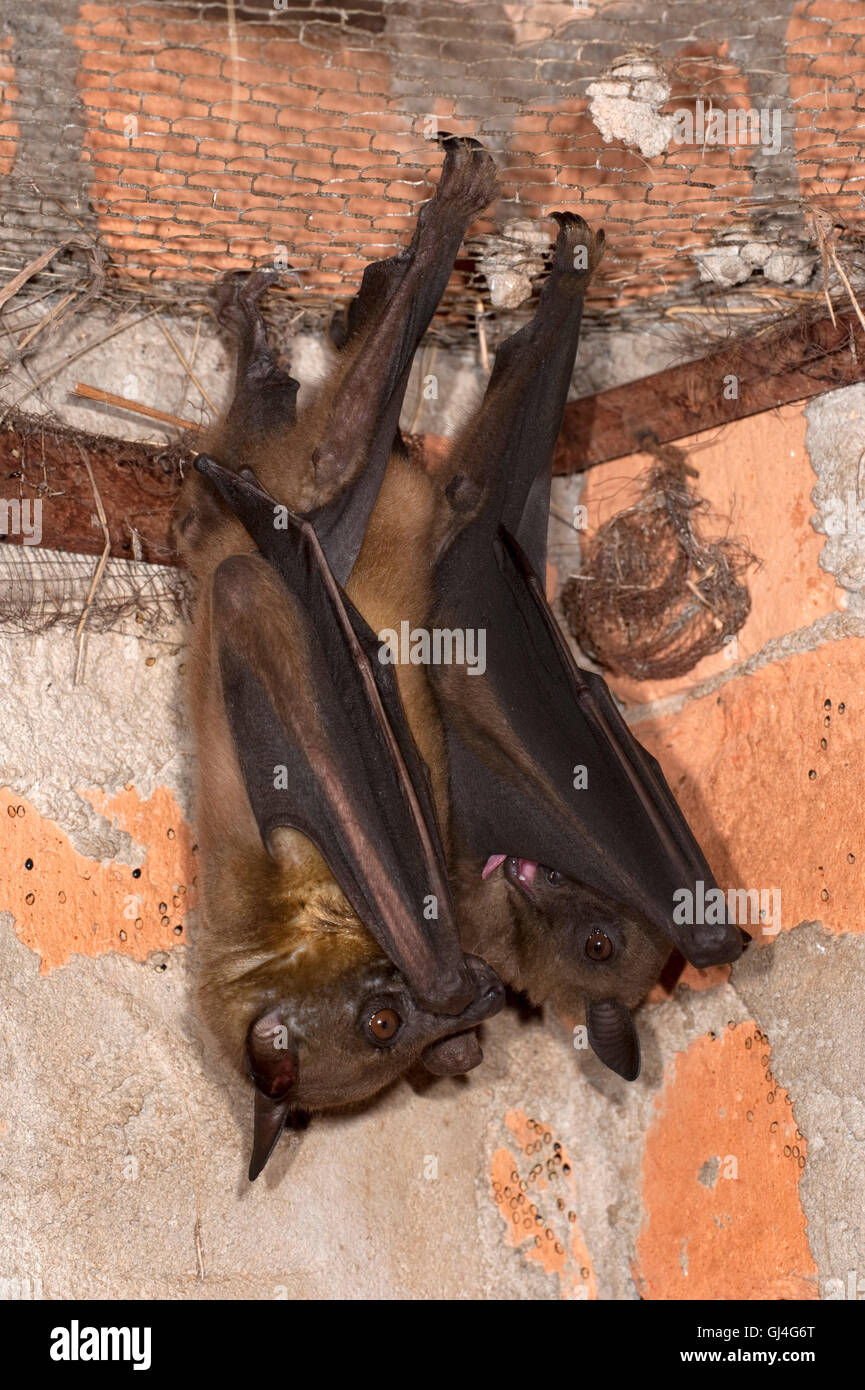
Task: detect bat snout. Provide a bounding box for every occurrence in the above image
[419,957,504,1076]
[682,921,747,969]
[464,954,506,1020]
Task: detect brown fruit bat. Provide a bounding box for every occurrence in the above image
[428,210,749,1081]
[175,135,504,1180]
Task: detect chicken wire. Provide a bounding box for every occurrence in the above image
[0,0,862,347]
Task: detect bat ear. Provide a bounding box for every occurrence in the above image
[245,1009,300,1181]
[586,1000,641,1081]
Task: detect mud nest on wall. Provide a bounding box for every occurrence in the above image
[561,437,758,682]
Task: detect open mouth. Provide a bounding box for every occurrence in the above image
[482,854,538,899]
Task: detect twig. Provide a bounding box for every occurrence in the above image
[17,291,78,351]
[685,577,724,629]
[828,245,865,335]
[0,309,159,423]
[0,245,76,313]
[73,442,112,685]
[155,313,217,414]
[72,381,201,431]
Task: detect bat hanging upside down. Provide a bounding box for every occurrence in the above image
[175,134,746,1180]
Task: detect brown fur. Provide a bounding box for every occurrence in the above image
[175,340,457,1111]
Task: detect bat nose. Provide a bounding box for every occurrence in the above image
[465,955,505,1019]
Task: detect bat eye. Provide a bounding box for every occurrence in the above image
[543,867,564,886]
[367,1007,401,1044]
[586,929,613,961]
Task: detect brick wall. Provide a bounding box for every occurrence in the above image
[0,35,19,180]
[1,1,863,320]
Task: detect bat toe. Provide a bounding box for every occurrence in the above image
[549,211,606,284]
[434,133,500,221]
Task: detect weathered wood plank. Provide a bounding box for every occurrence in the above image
[554,308,865,472]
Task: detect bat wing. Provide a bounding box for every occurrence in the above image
[437,517,744,969]
[199,456,475,1014]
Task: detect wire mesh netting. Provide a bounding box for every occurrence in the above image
[0,0,863,345]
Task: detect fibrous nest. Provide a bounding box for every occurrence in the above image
[561,437,758,681]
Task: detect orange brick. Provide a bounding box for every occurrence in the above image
[143,134,198,155]
[213,189,271,211]
[154,48,224,77]
[370,131,426,154]
[384,179,424,201]
[294,160,335,182]
[187,170,251,191]
[258,41,315,69]
[371,214,416,231]
[310,128,371,151]
[345,48,390,74]
[308,211,372,231]
[97,214,138,235]
[113,70,182,97]
[141,94,210,120]
[80,87,139,111]
[173,118,238,141]
[200,139,243,161]
[281,139,339,163]
[86,129,131,152]
[358,72,390,95]
[164,202,232,224]
[249,174,296,197]
[237,122,281,146]
[154,152,213,175]
[327,178,387,197]
[274,108,332,133]
[353,112,411,134]
[181,77,246,105]
[81,51,151,74]
[293,66,357,92]
[319,91,388,116]
[211,100,276,124]
[350,196,409,217]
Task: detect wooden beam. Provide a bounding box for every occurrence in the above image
[554,307,865,473]
[0,417,185,565]
[3,303,865,567]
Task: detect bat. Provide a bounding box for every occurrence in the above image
[175,135,504,1179]
[427,209,748,1082]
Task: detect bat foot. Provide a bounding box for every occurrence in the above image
[428,132,500,226]
[549,211,606,287]
[215,267,297,333]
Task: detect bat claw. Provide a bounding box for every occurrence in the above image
[430,132,499,223]
[215,267,301,332]
[549,211,606,283]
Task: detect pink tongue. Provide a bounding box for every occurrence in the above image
[518,859,537,887]
[482,854,506,880]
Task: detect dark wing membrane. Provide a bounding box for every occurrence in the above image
[201,457,473,1013]
[440,519,743,969]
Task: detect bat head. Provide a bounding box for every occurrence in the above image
[208,891,504,1180]
[467,854,669,1080]
[466,854,750,1080]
